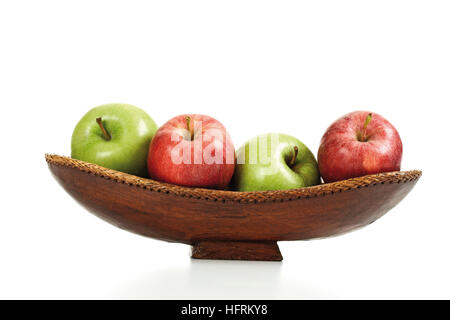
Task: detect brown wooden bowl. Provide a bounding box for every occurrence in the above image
[46,154,421,261]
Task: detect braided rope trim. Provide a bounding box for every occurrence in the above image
[46,154,421,203]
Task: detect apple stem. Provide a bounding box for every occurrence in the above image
[363,113,373,131]
[96,117,111,141]
[185,116,194,140]
[289,146,299,167]
[358,113,373,142]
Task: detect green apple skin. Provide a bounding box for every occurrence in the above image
[232,133,320,191]
[71,103,158,177]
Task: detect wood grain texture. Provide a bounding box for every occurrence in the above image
[191,241,282,261]
[46,154,421,261]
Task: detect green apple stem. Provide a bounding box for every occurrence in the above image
[358,113,373,142]
[185,116,194,140]
[96,117,111,141]
[289,146,299,167]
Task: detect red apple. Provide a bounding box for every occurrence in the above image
[318,111,402,183]
[147,114,235,189]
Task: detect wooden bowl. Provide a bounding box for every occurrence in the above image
[46,154,421,261]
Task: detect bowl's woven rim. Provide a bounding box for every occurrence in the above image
[45,154,422,203]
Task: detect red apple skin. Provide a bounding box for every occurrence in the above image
[147,114,235,189]
[318,111,402,183]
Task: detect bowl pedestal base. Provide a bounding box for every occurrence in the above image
[190,240,283,261]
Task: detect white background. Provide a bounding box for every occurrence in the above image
[0,0,449,299]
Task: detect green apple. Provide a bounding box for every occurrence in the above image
[232,133,320,191]
[71,103,158,177]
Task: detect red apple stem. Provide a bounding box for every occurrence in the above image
[185,116,194,140]
[363,113,373,131]
[358,113,373,142]
[289,146,299,167]
[96,117,111,141]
